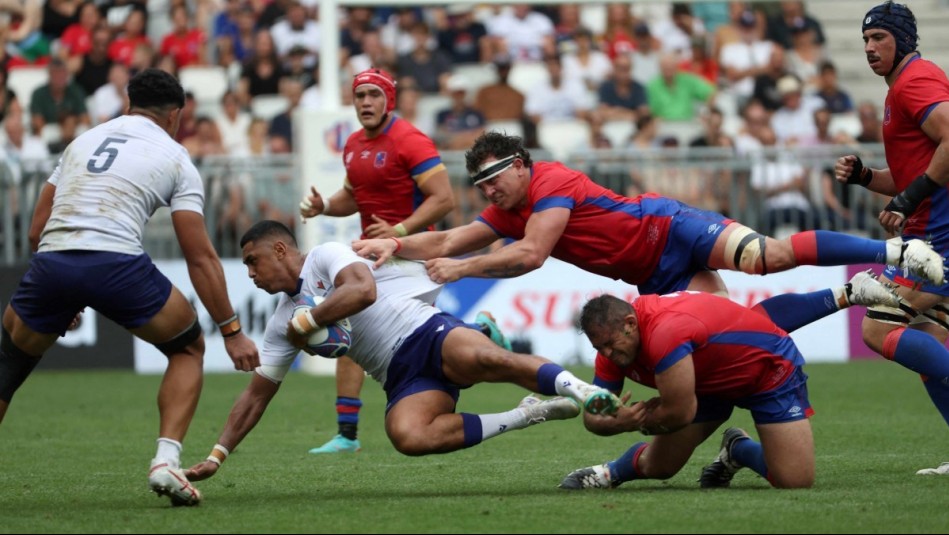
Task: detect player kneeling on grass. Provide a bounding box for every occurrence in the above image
[559,278,899,490]
[186,221,621,482]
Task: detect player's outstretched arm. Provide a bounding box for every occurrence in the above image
[173,209,259,371]
[186,372,281,482]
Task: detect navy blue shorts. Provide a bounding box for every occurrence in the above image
[10,251,172,335]
[383,313,475,413]
[693,367,814,425]
[639,205,731,295]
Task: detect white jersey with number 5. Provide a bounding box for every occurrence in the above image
[259,242,442,384]
[39,114,204,255]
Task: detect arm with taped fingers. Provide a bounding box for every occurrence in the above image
[185,372,281,482]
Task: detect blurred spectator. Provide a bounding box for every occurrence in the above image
[485,4,554,62]
[268,78,303,153]
[734,99,771,155]
[284,45,315,88]
[552,3,582,53]
[815,60,853,114]
[434,74,485,150]
[601,3,636,60]
[2,108,48,169]
[29,58,89,138]
[750,126,816,235]
[57,1,101,72]
[340,7,375,66]
[5,0,50,68]
[690,106,734,148]
[215,90,251,155]
[596,53,648,122]
[396,21,451,94]
[243,117,271,157]
[855,101,882,144]
[73,26,114,95]
[474,54,525,122]
[214,34,241,84]
[238,29,286,106]
[90,62,129,125]
[182,116,225,160]
[627,24,660,86]
[346,30,388,79]
[128,42,155,76]
[153,53,177,77]
[525,53,591,124]
[212,0,242,61]
[690,106,737,215]
[562,27,613,94]
[380,7,422,60]
[646,52,715,121]
[108,8,150,66]
[766,1,824,50]
[785,16,823,91]
[435,4,489,64]
[770,74,821,146]
[270,0,319,69]
[256,0,289,29]
[652,2,705,60]
[231,3,257,62]
[719,8,773,105]
[692,1,730,35]
[394,77,434,136]
[752,45,788,112]
[0,69,21,123]
[174,91,197,143]
[160,4,207,69]
[712,2,758,62]
[41,0,81,41]
[679,35,719,85]
[813,107,853,146]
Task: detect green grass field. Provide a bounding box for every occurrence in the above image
[1,361,947,534]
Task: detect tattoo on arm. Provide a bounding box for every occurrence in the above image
[483,264,529,278]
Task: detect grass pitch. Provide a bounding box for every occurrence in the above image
[1,360,946,533]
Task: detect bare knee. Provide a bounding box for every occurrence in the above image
[387,424,432,456]
[771,472,814,489]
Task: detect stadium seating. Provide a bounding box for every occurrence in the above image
[7,66,48,112]
[537,119,591,161]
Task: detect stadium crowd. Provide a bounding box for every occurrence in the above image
[0,1,885,237]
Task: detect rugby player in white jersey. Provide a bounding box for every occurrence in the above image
[0,69,259,506]
[184,220,621,483]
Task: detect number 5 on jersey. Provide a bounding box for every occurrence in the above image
[87,137,128,173]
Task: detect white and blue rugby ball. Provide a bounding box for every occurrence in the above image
[292,295,352,358]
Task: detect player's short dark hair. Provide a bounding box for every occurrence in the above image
[579,294,633,335]
[465,131,533,176]
[127,68,185,111]
[240,220,297,248]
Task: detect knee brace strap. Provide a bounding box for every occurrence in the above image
[155,319,202,357]
[725,226,768,275]
[921,304,949,332]
[0,327,41,402]
[866,303,915,326]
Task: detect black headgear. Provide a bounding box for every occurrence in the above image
[862,1,918,74]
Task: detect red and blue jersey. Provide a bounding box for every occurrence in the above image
[593,292,804,399]
[343,117,446,238]
[477,162,683,285]
[883,56,949,239]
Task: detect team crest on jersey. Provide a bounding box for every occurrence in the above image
[883,105,891,126]
[374,152,387,168]
[345,152,354,166]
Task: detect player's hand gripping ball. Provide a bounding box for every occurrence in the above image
[292,295,352,358]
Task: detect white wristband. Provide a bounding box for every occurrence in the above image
[291,309,319,335]
[322,197,332,215]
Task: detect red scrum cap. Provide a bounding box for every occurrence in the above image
[352,68,397,113]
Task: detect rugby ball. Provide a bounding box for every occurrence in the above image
[291,295,352,358]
